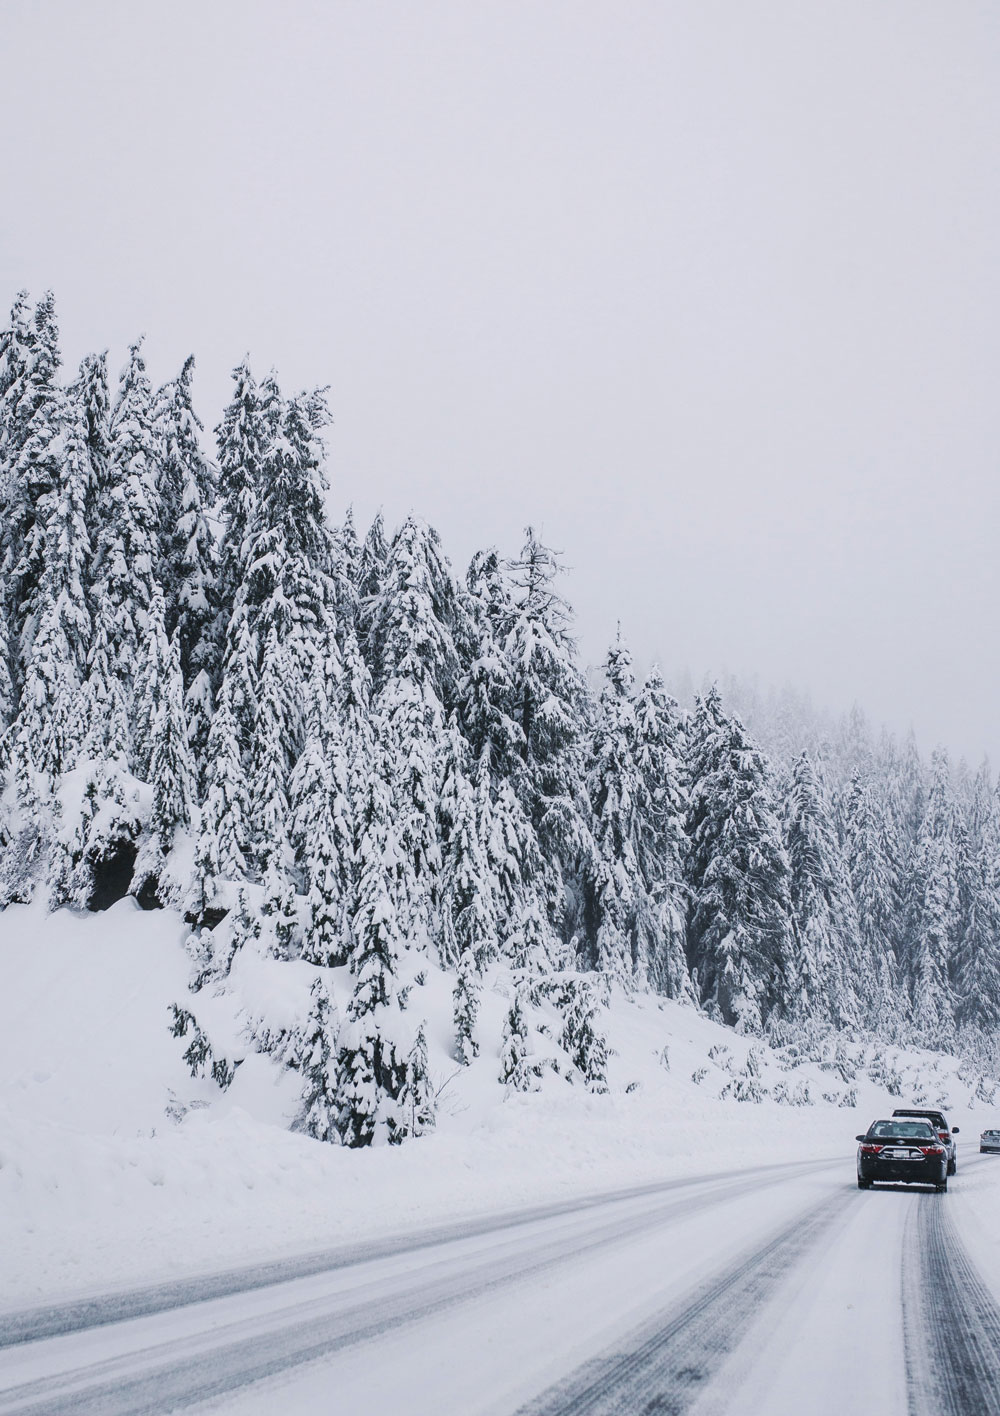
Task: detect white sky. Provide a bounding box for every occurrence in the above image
[2,0,999,762]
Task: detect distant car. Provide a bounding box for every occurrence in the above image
[857,1118,948,1191]
[892,1108,960,1175]
[981,1129,1000,1154]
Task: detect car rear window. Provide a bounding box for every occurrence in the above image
[870,1121,936,1139]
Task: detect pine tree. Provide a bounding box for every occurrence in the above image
[155,356,218,713]
[632,666,691,999]
[842,772,902,1033]
[296,978,342,1142]
[336,767,408,1146]
[369,517,457,949]
[453,947,481,1064]
[357,510,389,665]
[954,767,1000,1032]
[459,548,524,781]
[291,646,353,967]
[439,734,499,968]
[499,987,535,1091]
[250,627,293,875]
[783,753,862,1030]
[91,340,161,700]
[585,635,642,987]
[215,359,268,627]
[146,634,195,858]
[399,1023,436,1137]
[131,582,170,780]
[189,688,251,919]
[558,974,609,1092]
[503,528,590,941]
[685,688,795,1034]
[70,351,112,582]
[904,748,958,1045]
[14,401,92,785]
[4,293,63,683]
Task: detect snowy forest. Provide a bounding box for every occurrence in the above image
[2,291,999,1147]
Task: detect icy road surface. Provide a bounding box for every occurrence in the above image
[2,1147,1000,1416]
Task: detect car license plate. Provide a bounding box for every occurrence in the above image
[883,1148,917,1159]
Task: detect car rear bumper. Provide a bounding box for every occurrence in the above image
[858,1159,946,1185]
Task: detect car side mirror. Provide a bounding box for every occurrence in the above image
[855,1135,867,1142]
[952,1127,959,1134]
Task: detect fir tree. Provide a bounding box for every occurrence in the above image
[296,978,342,1142]
[369,517,457,949]
[453,947,481,1064]
[499,987,535,1092]
[215,359,267,626]
[91,340,161,699]
[4,293,63,681]
[954,766,1000,1033]
[503,528,590,939]
[291,649,353,967]
[336,767,408,1146]
[399,1023,436,1137]
[585,634,642,987]
[189,688,251,919]
[155,355,218,699]
[632,666,690,999]
[146,633,195,858]
[842,772,902,1033]
[904,747,958,1043]
[783,752,860,1029]
[685,688,795,1034]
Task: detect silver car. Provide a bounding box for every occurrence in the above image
[980,1128,1000,1154]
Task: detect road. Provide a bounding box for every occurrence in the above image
[1,1147,999,1416]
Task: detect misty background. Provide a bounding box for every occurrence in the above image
[2,0,998,762]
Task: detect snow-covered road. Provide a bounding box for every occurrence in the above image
[2,1148,999,1416]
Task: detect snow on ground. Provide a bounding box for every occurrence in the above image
[1,898,997,1311]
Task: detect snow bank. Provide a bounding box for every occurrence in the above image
[1,900,995,1309]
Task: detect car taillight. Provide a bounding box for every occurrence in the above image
[938,1131,948,1140]
[860,1144,883,1154]
[920,1146,945,1156]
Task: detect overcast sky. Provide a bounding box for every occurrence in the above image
[2,1,999,762]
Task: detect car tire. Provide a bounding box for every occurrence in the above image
[948,1158,956,1176]
[936,1180,948,1193]
[857,1177,872,1190]
[982,1147,987,1154]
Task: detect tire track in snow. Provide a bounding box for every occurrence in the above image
[904,1190,1000,1416]
[0,1157,833,1348]
[515,1188,857,1416]
[0,1162,838,1416]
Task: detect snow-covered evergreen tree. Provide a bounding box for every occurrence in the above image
[783,753,860,1029]
[585,634,643,987]
[499,987,535,1092]
[91,340,160,701]
[685,688,795,1034]
[904,747,959,1045]
[336,766,408,1146]
[503,528,590,943]
[189,686,251,919]
[632,666,690,998]
[296,977,341,1142]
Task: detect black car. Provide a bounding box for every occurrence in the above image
[981,1129,1000,1154]
[892,1107,960,1174]
[856,1119,948,1191]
